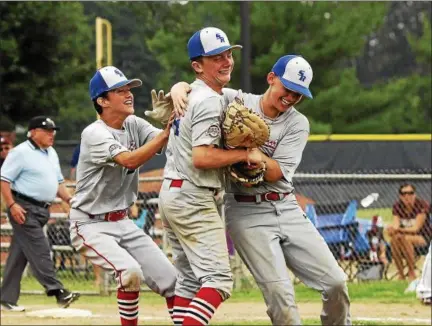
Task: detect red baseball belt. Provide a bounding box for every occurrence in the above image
[89,209,128,222]
[234,192,291,203]
[169,179,220,195]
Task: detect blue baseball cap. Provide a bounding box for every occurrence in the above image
[187,27,242,60]
[89,66,142,100]
[272,55,313,99]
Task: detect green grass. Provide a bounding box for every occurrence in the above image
[230,280,418,304]
[357,207,393,224]
[17,279,418,304]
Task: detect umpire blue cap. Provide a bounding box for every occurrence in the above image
[272,55,313,99]
[187,27,242,60]
[89,66,142,101]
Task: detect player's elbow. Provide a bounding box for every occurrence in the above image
[192,156,209,169]
[114,153,140,170]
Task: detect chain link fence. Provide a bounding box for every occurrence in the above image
[1,171,430,295]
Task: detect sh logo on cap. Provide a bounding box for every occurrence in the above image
[187,27,242,60]
[272,55,314,98]
[89,66,142,100]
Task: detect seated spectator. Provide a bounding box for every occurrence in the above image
[387,183,431,281]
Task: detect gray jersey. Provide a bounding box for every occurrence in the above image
[164,79,224,189]
[222,88,309,195]
[70,115,161,216]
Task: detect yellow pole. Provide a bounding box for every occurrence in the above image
[96,17,112,69]
[95,18,112,119]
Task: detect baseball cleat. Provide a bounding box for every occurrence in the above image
[56,289,81,308]
[0,301,25,312]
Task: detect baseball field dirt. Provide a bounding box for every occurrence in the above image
[1,300,430,325]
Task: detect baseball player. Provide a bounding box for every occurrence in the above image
[170,55,351,325]
[69,66,177,326]
[158,27,263,326]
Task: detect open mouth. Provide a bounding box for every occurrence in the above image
[281,98,293,106]
[124,100,133,105]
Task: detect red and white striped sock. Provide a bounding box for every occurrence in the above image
[172,295,192,325]
[183,287,223,325]
[117,290,139,326]
[166,296,175,322]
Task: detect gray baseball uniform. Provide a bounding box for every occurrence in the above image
[222,89,351,325]
[69,115,176,296]
[159,79,233,300]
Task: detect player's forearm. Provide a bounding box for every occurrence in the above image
[0,180,15,208]
[262,156,283,182]
[115,132,169,170]
[192,146,247,169]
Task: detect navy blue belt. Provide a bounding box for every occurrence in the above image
[12,190,52,208]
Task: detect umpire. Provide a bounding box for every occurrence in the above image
[0,116,80,312]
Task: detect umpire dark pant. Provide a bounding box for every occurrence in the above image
[1,196,64,304]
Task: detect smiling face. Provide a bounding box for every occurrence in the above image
[98,84,135,117]
[266,72,303,114]
[192,49,234,92]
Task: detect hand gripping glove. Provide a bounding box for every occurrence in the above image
[144,89,173,126]
[222,92,270,187]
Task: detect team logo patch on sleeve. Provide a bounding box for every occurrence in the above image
[109,144,122,156]
[206,124,221,138]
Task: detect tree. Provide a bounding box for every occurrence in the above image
[0,2,93,131]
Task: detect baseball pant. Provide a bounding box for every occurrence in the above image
[69,210,176,297]
[158,179,233,300]
[224,193,351,326]
[1,197,64,304]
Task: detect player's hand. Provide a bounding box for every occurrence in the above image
[162,112,176,139]
[170,82,191,117]
[245,148,263,166]
[145,89,173,126]
[10,203,27,224]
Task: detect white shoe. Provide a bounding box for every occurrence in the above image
[0,301,25,312]
[404,279,419,293]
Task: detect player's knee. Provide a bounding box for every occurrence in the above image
[325,277,349,302]
[201,272,233,301]
[120,265,144,292]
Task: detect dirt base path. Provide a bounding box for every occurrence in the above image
[1,301,431,325]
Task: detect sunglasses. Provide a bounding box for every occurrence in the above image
[400,191,415,196]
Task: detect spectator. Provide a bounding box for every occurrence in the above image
[0,136,12,169]
[0,116,80,312]
[69,143,80,180]
[387,183,431,281]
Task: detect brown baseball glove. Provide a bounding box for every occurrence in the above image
[222,94,270,187]
[222,96,270,149]
[228,162,267,188]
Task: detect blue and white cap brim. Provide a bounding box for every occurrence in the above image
[105,79,142,93]
[279,78,313,99]
[202,44,243,57]
[89,66,142,100]
[188,27,242,60]
[271,55,314,99]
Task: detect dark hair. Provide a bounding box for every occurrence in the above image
[399,183,416,194]
[92,92,108,114]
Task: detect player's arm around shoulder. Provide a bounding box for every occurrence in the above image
[262,113,310,183]
[114,116,173,170]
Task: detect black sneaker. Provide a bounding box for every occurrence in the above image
[0,301,25,312]
[56,289,80,308]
